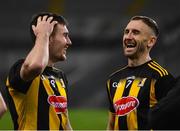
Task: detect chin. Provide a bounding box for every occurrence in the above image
[124,52,136,59]
[124,52,133,57]
[60,55,67,61]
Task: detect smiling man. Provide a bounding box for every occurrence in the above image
[5,12,72,130]
[106,16,175,130]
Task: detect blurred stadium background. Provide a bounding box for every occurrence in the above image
[0,0,180,129]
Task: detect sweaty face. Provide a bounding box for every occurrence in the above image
[123,20,153,59]
[49,24,72,62]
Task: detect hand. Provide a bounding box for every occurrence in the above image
[32,15,58,38]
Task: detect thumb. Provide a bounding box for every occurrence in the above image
[32,25,36,32]
[32,25,37,36]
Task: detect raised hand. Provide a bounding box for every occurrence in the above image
[32,15,58,38]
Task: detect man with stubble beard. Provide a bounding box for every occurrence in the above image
[106,16,175,130]
[5,12,72,130]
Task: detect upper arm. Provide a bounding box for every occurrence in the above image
[20,60,44,81]
[155,74,175,100]
[8,59,32,93]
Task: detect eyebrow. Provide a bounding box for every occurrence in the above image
[124,28,140,33]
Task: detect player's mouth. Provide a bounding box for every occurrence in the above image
[63,46,69,54]
[124,40,137,49]
[63,48,67,54]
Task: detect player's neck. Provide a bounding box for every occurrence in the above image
[128,55,151,67]
[48,60,55,67]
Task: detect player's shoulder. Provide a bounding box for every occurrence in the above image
[8,59,25,74]
[147,60,171,78]
[52,66,63,73]
[109,65,128,78]
[52,67,67,79]
[11,59,25,67]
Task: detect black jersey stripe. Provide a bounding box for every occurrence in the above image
[59,114,64,130]
[107,80,114,112]
[37,80,49,130]
[119,116,128,130]
[122,79,133,97]
[5,79,19,129]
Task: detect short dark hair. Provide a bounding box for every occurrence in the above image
[130,15,159,37]
[30,12,68,42]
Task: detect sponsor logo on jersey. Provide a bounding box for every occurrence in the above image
[112,82,118,88]
[48,95,67,114]
[114,96,139,116]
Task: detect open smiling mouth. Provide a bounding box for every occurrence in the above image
[125,41,137,48]
[63,47,68,53]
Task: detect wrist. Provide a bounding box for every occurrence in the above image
[36,32,50,39]
[36,33,50,42]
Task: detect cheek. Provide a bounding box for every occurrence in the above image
[54,39,63,47]
[137,42,146,53]
[57,43,65,53]
[50,37,66,52]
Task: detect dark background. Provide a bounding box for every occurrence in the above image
[0,0,180,109]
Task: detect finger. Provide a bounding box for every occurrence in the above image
[42,15,48,21]
[32,25,35,31]
[51,21,58,26]
[37,16,42,24]
[47,16,53,23]
[32,25,36,35]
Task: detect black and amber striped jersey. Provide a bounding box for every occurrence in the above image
[5,59,70,130]
[106,60,175,130]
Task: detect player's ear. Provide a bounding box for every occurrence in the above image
[148,36,156,48]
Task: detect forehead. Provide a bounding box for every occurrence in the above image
[125,20,150,32]
[55,24,69,33]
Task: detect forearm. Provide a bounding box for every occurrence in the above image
[0,107,7,118]
[24,34,49,70]
[107,121,114,130]
[65,110,73,130]
[0,94,7,118]
[21,34,50,81]
[66,121,73,130]
[107,112,115,130]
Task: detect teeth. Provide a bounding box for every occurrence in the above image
[124,39,136,48]
[126,42,136,48]
[127,45,135,48]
